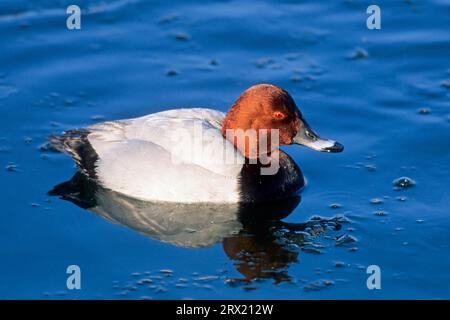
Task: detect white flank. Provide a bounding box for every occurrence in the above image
[86,108,244,203]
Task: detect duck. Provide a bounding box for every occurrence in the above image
[50,84,343,203]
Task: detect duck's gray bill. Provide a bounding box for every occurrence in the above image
[293,120,344,153]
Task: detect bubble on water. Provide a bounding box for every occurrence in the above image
[224,278,247,287]
[290,75,302,83]
[348,47,369,60]
[24,137,33,145]
[166,69,178,77]
[303,279,333,292]
[160,269,174,274]
[333,261,346,268]
[344,164,361,170]
[374,210,388,216]
[329,203,341,209]
[154,286,168,293]
[131,272,141,277]
[39,142,59,153]
[64,99,75,106]
[335,234,358,246]
[285,53,302,61]
[348,247,358,252]
[254,57,274,68]
[5,162,19,172]
[416,219,425,223]
[198,284,215,291]
[194,275,219,282]
[441,80,450,89]
[136,278,153,285]
[396,196,407,202]
[159,14,178,24]
[209,59,219,66]
[393,177,416,189]
[174,32,191,41]
[117,290,129,296]
[395,227,404,232]
[271,63,283,70]
[30,202,40,208]
[370,198,383,205]
[365,153,377,160]
[0,146,11,153]
[125,284,138,291]
[302,247,323,254]
[418,108,431,115]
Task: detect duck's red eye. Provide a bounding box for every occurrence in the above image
[273,111,285,120]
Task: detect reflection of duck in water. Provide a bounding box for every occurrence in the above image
[50,173,242,248]
[49,84,343,203]
[49,173,300,248]
[50,173,346,283]
[223,225,299,284]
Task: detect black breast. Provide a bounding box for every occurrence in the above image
[238,150,304,203]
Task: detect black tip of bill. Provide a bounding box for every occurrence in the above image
[323,141,344,153]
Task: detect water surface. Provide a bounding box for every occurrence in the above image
[1,0,450,299]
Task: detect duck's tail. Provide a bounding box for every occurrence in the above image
[48,129,99,179]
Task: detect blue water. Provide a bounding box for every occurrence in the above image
[1,0,450,299]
